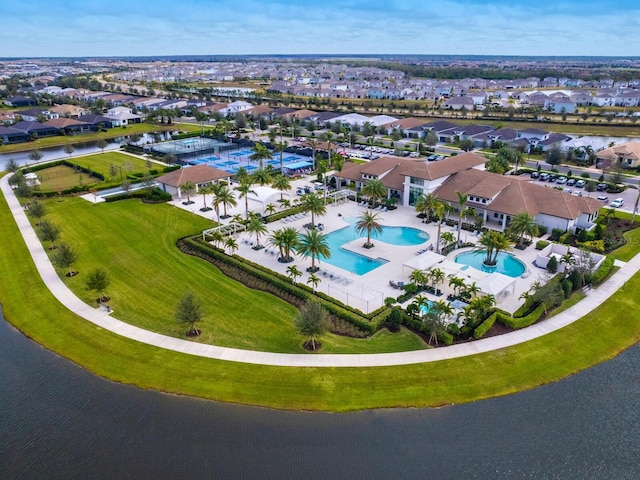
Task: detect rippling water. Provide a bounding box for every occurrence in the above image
[0,308,638,479]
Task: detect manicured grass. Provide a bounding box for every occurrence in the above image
[2,184,640,410]
[37,197,425,354]
[547,292,586,318]
[0,122,188,154]
[67,152,153,179]
[36,164,104,191]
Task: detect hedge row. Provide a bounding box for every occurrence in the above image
[591,255,615,285]
[496,304,545,329]
[473,311,498,339]
[263,205,305,223]
[23,159,105,181]
[171,131,204,140]
[104,187,171,203]
[182,236,390,333]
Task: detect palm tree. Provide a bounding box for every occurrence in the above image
[455,191,468,246]
[246,214,268,248]
[409,269,428,289]
[275,140,288,172]
[271,174,291,201]
[476,230,512,266]
[234,180,256,220]
[412,294,430,315]
[448,276,466,297]
[306,272,321,292]
[286,264,302,284]
[440,231,456,249]
[306,137,319,170]
[433,299,454,323]
[252,167,272,186]
[433,201,454,254]
[265,203,277,215]
[249,142,272,169]
[355,210,382,248]
[216,184,237,218]
[209,229,224,248]
[224,236,238,255]
[414,192,440,222]
[199,184,213,211]
[296,229,331,271]
[234,166,250,185]
[209,182,225,223]
[268,226,299,262]
[331,153,345,190]
[299,192,326,228]
[464,281,480,299]
[506,212,539,248]
[429,267,445,295]
[362,179,387,207]
[321,131,334,160]
[180,180,196,204]
[317,158,329,202]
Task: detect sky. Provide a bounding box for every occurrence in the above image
[2,0,640,58]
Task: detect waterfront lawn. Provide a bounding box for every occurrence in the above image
[2,185,640,410]
[0,122,181,154]
[38,196,425,354]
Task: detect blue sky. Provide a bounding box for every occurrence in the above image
[2,0,640,57]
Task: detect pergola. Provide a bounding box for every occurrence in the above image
[202,222,246,241]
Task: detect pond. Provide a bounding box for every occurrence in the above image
[1,307,638,479]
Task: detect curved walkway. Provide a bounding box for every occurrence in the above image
[3,174,639,367]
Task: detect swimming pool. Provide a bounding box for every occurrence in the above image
[454,251,526,277]
[319,218,429,275]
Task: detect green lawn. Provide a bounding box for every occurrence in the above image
[36,164,104,191]
[2,183,640,410]
[68,152,154,179]
[37,196,426,354]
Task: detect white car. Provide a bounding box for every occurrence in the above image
[610,198,624,208]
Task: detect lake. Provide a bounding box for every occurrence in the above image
[0,308,638,479]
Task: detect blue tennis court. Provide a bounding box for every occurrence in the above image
[189,148,313,175]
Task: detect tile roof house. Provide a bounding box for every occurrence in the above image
[0,125,30,144]
[44,117,92,134]
[12,121,60,138]
[155,165,232,201]
[433,169,601,233]
[596,141,640,169]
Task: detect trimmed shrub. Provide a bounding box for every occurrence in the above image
[437,330,453,346]
[576,239,605,254]
[560,279,573,299]
[591,255,615,285]
[497,304,545,329]
[535,240,550,250]
[558,232,572,244]
[547,255,558,273]
[577,229,588,242]
[473,311,498,339]
[537,225,548,236]
[593,223,604,240]
[550,228,564,241]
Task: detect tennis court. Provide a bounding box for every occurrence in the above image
[188,148,313,175]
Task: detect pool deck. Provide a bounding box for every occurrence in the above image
[169,175,544,314]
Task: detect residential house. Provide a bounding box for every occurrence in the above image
[442,96,475,111]
[44,117,92,134]
[0,126,30,144]
[5,96,37,107]
[12,121,60,138]
[596,141,640,169]
[105,106,143,126]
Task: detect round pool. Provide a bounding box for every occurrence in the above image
[454,251,526,278]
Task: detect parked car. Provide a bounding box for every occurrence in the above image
[539,173,549,181]
[566,178,576,186]
[597,195,609,202]
[610,198,624,208]
[556,177,567,184]
[547,174,557,182]
[575,180,586,188]
[530,171,540,179]
[597,183,608,191]
[427,154,438,161]
[571,190,583,197]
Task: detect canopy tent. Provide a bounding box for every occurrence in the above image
[476,271,517,297]
[402,251,445,278]
[247,186,291,214]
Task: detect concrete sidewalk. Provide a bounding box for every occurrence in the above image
[2,173,638,367]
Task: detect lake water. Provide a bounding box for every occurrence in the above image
[0,308,638,479]
[0,131,175,170]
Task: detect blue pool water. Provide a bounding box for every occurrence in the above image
[454,251,526,277]
[319,218,429,275]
